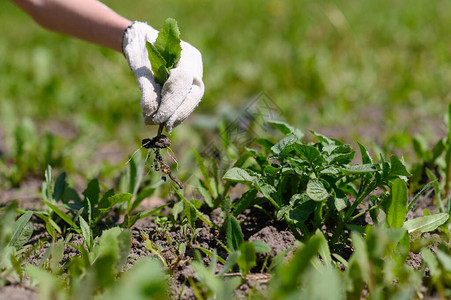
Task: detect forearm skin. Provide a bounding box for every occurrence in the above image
[9,0,132,52]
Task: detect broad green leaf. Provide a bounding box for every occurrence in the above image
[233,189,258,216]
[252,240,271,253]
[320,166,341,176]
[226,215,243,251]
[268,121,304,138]
[334,197,347,212]
[255,181,277,201]
[82,179,100,206]
[223,167,254,184]
[358,143,373,164]
[306,179,329,201]
[276,205,292,220]
[294,144,323,164]
[154,18,182,69]
[100,193,132,209]
[340,164,377,175]
[271,134,299,154]
[9,211,33,250]
[53,172,67,202]
[403,213,449,233]
[389,155,411,178]
[146,42,169,85]
[255,138,275,151]
[289,200,315,223]
[237,242,257,275]
[386,178,408,229]
[327,145,355,165]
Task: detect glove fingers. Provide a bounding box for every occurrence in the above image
[165,78,204,133]
[138,74,161,125]
[152,68,193,124]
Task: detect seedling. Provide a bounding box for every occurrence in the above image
[140,17,183,189]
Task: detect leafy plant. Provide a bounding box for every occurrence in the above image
[222,121,412,244]
[146,17,182,85]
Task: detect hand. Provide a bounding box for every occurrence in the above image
[122,21,204,133]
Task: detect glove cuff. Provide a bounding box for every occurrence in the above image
[121,21,137,56]
[121,21,159,56]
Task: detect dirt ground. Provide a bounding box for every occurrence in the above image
[0,181,440,300]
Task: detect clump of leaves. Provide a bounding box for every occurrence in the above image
[0,202,34,285]
[141,17,183,188]
[37,165,167,238]
[222,121,413,244]
[26,227,168,299]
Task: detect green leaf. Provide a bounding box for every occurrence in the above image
[334,197,347,212]
[226,215,243,251]
[53,172,67,202]
[9,211,33,250]
[237,242,257,275]
[26,265,63,299]
[49,240,65,273]
[79,216,92,249]
[421,248,441,281]
[116,229,132,271]
[276,205,292,220]
[271,134,299,154]
[154,18,182,69]
[254,180,277,201]
[99,193,132,211]
[223,167,255,184]
[233,189,258,216]
[340,164,377,175]
[252,240,271,253]
[82,179,100,206]
[293,144,323,165]
[386,178,408,229]
[43,200,75,228]
[403,213,449,233]
[306,179,329,201]
[327,145,355,165]
[268,121,304,138]
[314,229,331,267]
[146,42,169,85]
[358,143,373,165]
[436,249,451,272]
[389,155,412,178]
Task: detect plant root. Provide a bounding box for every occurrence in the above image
[142,134,183,189]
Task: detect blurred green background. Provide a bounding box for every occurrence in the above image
[0,0,450,189]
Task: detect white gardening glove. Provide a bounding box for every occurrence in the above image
[122,21,204,133]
